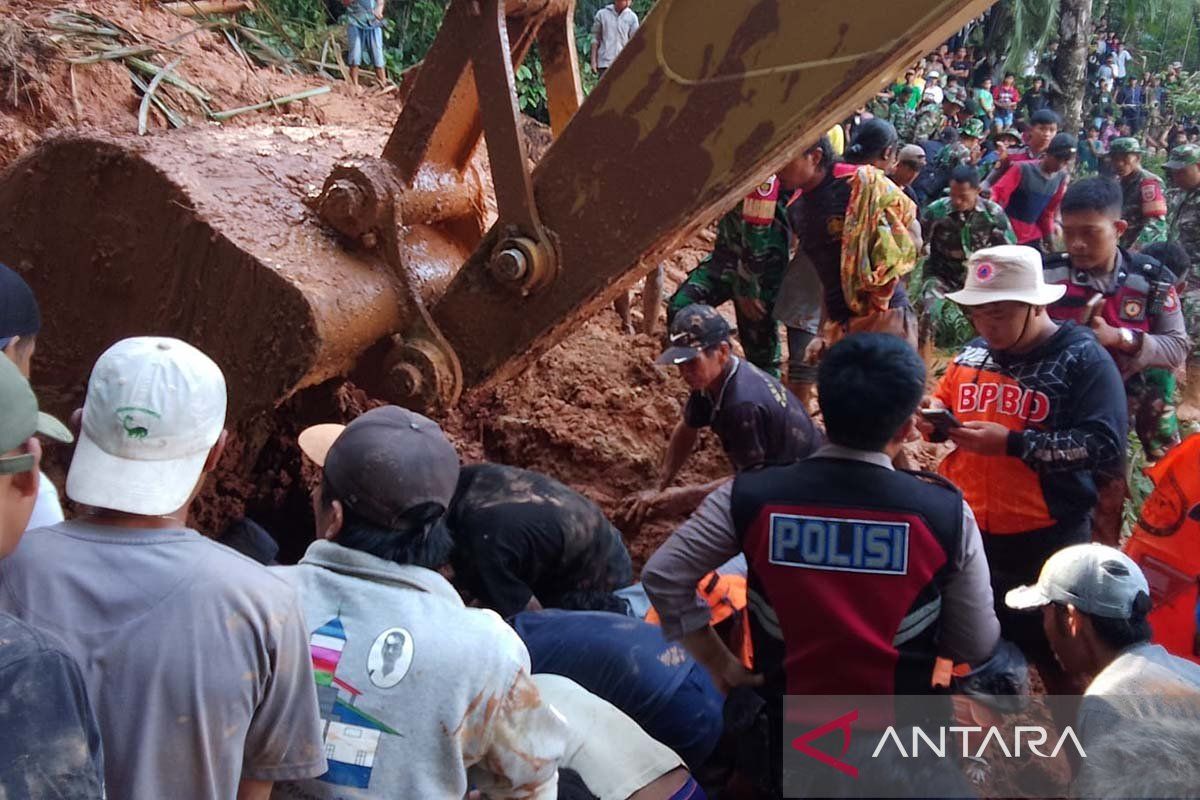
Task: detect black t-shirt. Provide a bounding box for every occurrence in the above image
[791,168,911,323]
[683,357,822,471]
[0,614,105,798]
[446,463,633,617]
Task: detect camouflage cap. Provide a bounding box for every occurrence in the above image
[1108,137,1144,156]
[994,127,1023,144]
[657,304,734,365]
[959,118,985,139]
[1164,143,1200,169]
[942,86,967,107]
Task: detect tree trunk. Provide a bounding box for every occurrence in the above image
[1050,0,1092,135]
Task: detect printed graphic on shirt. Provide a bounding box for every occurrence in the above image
[768,513,910,575]
[367,628,414,689]
[309,616,401,790]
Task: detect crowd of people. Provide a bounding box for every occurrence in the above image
[4,18,1200,800]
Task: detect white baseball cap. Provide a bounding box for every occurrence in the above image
[946,245,1067,307]
[67,337,227,516]
[1006,544,1151,619]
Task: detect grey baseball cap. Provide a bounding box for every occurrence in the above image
[298,406,460,527]
[0,355,72,475]
[1006,543,1150,619]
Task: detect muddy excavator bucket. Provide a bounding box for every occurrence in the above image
[0,125,493,423]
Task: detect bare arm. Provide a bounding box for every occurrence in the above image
[237,780,273,800]
[659,420,699,490]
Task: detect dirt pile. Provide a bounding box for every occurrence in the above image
[0,0,400,169]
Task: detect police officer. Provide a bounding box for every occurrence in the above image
[1047,177,1188,491]
[643,333,1000,794]
[617,304,821,529]
[1108,137,1168,250]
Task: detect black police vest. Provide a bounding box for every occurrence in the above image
[730,457,962,697]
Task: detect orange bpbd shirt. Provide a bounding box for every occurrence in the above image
[1127,435,1200,663]
[933,347,1057,535]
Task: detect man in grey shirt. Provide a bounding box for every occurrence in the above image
[590,0,638,77]
[0,337,326,800]
[1007,543,1200,767]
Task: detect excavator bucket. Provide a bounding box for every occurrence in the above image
[0,0,994,431]
[0,125,493,423]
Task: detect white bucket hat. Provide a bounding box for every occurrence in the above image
[945,245,1067,307]
[67,337,227,516]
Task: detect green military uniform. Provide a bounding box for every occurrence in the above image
[1166,144,1200,362]
[867,92,892,119]
[933,118,984,176]
[1110,138,1169,250]
[891,101,917,142]
[668,178,791,376]
[920,196,1017,293]
[912,100,944,142]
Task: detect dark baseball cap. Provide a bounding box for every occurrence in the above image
[298,406,460,528]
[1046,133,1078,158]
[657,304,734,365]
[0,263,41,348]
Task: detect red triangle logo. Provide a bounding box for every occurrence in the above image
[791,709,860,778]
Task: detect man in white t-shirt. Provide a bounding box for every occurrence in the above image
[0,263,64,529]
[590,0,638,77]
[922,71,944,105]
[1113,40,1134,82]
[1006,543,1200,772]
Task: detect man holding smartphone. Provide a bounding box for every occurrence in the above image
[919,244,1128,692]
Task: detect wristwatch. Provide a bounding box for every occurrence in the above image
[1118,327,1141,352]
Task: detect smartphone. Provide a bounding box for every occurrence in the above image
[920,408,961,442]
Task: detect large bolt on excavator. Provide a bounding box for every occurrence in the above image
[0,0,993,435]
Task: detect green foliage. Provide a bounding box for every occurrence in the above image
[246,0,656,101]
[516,56,549,119]
[1123,431,1154,538]
[1168,70,1200,117]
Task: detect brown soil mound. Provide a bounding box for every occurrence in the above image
[1,0,400,170]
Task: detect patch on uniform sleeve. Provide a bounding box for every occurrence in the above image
[1142,179,1168,216]
[1121,296,1146,320]
[769,513,909,574]
[1165,286,1180,313]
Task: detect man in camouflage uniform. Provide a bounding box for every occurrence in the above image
[1166,143,1200,361]
[920,163,1017,294]
[1109,137,1169,250]
[891,86,919,142]
[667,175,791,377]
[912,95,946,142]
[933,118,984,175]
